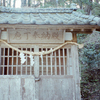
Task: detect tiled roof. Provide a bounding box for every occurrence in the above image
[0,6,100,26]
[0,6,76,13]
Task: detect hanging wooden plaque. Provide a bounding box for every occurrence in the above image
[8,29,64,43]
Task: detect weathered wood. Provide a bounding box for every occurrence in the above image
[0,76,35,100]
[7,48,9,75]
[69,48,73,75]
[39,76,74,100]
[46,48,48,75]
[59,49,61,75]
[3,48,5,75]
[72,33,77,42]
[21,77,35,100]
[16,50,18,75]
[0,42,71,49]
[63,48,65,75]
[30,48,32,75]
[0,30,1,39]
[21,48,22,75]
[1,31,7,40]
[65,32,73,41]
[8,29,64,43]
[76,46,81,100]
[34,45,39,100]
[71,45,81,100]
[41,48,43,75]
[0,38,81,100]
[54,51,57,75]
[0,47,1,75]
[67,48,70,75]
[50,49,53,75]
[0,24,100,30]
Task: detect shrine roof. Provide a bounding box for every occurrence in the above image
[0,6,100,26]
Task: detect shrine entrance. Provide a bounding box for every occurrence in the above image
[0,28,80,100]
[0,6,100,100]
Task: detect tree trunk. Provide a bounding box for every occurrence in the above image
[88,0,93,15]
[69,0,72,5]
[21,0,27,7]
[0,0,1,6]
[13,0,16,8]
[50,0,56,4]
[85,0,93,15]
[9,0,11,7]
[28,0,31,7]
[3,0,5,6]
[21,0,23,7]
[33,0,36,4]
[96,0,98,3]
[79,1,83,9]
[23,0,26,6]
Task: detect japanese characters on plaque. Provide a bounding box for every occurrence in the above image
[8,29,64,43]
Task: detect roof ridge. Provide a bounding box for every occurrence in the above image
[0,6,77,13]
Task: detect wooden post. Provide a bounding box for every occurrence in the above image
[71,45,81,100]
[67,48,70,75]
[34,45,39,100]
[0,30,1,75]
[0,46,1,75]
[72,33,77,42]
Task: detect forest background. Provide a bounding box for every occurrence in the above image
[0,0,100,99]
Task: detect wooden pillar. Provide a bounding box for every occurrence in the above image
[71,45,81,100]
[0,30,1,75]
[67,48,70,75]
[72,33,77,42]
[0,47,1,75]
[34,45,39,100]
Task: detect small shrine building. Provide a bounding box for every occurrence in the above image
[0,7,100,100]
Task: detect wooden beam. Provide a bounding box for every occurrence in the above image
[81,29,84,31]
[66,29,93,34]
[70,29,73,31]
[1,28,4,31]
[0,24,99,31]
[96,29,100,31]
[74,31,92,34]
[0,28,6,31]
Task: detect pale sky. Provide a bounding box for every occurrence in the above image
[15,0,21,8]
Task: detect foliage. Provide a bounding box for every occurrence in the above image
[40,0,67,8]
[92,3,100,16]
[77,32,100,99]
